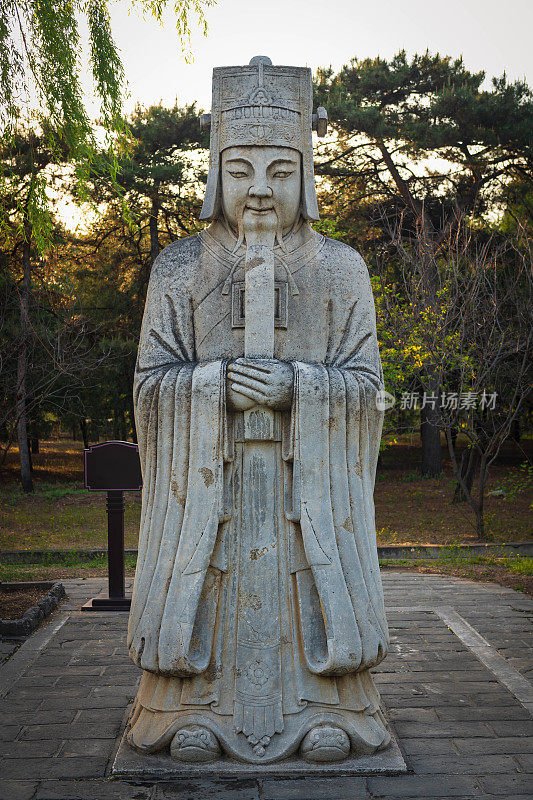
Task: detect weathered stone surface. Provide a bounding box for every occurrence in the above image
[368,775,483,797]
[32,780,153,800]
[477,774,533,795]
[113,722,406,778]
[261,776,367,799]
[156,781,260,800]
[125,56,390,767]
[0,781,38,800]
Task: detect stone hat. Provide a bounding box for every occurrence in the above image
[199,56,327,222]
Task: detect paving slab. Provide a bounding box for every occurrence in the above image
[0,573,531,800]
[156,780,260,799]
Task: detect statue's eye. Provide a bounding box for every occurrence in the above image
[228,170,248,178]
[273,170,293,179]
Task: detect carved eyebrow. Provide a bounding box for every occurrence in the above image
[224,158,252,167]
[269,158,297,167]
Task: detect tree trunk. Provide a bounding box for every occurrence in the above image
[119,408,127,442]
[476,457,488,540]
[452,446,480,504]
[27,439,34,472]
[451,426,458,449]
[80,418,89,449]
[29,420,39,453]
[149,195,160,268]
[16,215,33,493]
[112,411,119,440]
[420,403,442,477]
[122,363,136,442]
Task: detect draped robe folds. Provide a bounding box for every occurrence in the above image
[127,226,390,763]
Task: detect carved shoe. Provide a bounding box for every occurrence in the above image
[300,724,351,763]
[170,724,221,763]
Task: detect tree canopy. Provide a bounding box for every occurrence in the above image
[315,51,533,239]
[0,0,214,251]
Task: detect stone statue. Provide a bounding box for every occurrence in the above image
[126,56,390,766]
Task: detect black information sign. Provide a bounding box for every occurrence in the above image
[84,441,142,492]
[82,441,142,612]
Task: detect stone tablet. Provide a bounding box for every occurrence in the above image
[125,56,390,766]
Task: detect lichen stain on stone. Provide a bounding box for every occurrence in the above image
[250,542,276,560]
[239,593,262,611]
[198,466,214,487]
[246,256,264,270]
[170,477,186,507]
[203,662,223,683]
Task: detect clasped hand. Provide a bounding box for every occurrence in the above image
[227,358,294,411]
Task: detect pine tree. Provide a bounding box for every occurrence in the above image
[315,51,533,476]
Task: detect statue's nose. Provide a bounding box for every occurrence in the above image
[249,183,273,198]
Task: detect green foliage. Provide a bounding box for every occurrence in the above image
[0,1,126,242]
[312,218,345,241]
[508,556,533,576]
[91,102,207,227]
[495,461,533,500]
[64,102,208,438]
[0,0,214,252]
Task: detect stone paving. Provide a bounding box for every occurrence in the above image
[0,572,531,800]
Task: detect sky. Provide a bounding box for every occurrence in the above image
[93,0,533,115]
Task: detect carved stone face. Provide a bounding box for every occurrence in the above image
[220,146,301,236]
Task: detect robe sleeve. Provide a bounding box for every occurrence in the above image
[288,244,389,676]
[128,243,231,677]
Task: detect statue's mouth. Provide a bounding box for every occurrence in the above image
[246,205,274,214]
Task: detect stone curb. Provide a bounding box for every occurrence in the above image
[378,542,533,560]
[0,542,531,565]
[0,581,66,636]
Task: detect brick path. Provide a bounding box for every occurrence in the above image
[0,573,531,800]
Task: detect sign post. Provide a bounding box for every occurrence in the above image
[82,441,142,611]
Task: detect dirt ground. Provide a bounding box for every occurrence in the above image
[0,587,48,619]
[374,437,532,544]
[1,436,530,550]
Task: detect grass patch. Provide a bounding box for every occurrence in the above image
[3,482,87,506]
[0,553,138,582]
[508,556,533,575]
[379,554,533,595]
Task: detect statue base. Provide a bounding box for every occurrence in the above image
[111,718,407,779]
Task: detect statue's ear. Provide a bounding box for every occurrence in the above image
[199,112,221,221]
[301,148,320,221]
[200,151,221,221]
